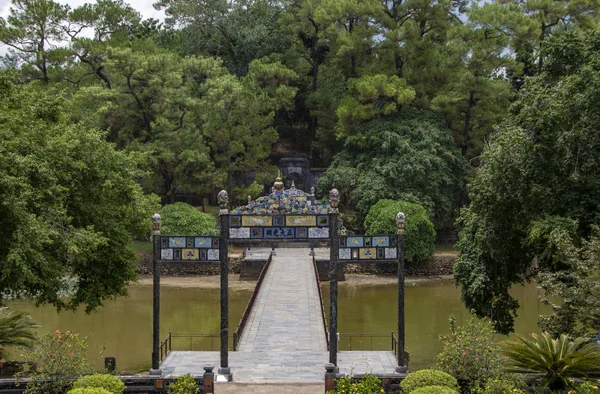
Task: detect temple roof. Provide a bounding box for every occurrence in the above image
[230,177,329,215]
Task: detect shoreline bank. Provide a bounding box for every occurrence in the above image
[132,273,455,291]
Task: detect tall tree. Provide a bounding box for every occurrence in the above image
[432,2,515,159]
[0,0,70,82]
[0,72,158,311]
[455,32,600,334]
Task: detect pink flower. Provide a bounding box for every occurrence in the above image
[462,352,467,357]
[55,330,60,336]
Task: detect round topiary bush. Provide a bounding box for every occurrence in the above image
[67,388,113,394]
[72,374,125,394]
[364,199,435,262]
[400,369,459,393]
[159,203,218,236]
[411,385,460,394]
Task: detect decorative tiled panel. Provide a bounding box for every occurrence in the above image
[230,228,251,238]
[159,236,220,262]
[285,215,317,227]
[308,227,329,239]
[338,235,399,261]
[226,226,329,240]
[241,216,272,227]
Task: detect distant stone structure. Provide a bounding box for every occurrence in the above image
[278,156,323,192]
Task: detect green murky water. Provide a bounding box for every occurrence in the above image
[323,279,547,371]
[6,279,545,372]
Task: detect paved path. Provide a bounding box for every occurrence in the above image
[237,248,327,353]
[161,248,398,384]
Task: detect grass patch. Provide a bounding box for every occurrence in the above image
[132,240,152,254]
[435,243,457,254]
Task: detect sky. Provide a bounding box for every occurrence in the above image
[0,0,166,56]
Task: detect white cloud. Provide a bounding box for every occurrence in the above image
[0,0,165,56]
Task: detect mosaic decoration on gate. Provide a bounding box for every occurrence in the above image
[159,236,220,262]
[338,235,399,261]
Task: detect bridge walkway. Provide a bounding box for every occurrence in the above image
[161,248,398,383]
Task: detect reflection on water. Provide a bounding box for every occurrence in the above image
[6,279,546,372]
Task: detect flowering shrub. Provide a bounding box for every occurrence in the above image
[72,374,124,394]
[20,330,92,394]
[411,386,460,394]
[328,374,383,394]
[400,369,459,393]
[167,374,200,394]
[435,314,504,392]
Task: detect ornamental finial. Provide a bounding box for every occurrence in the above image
[329,188,340,213]
[396,212,406,236]
[152,213,161,235]
[218,190,229,214]
[274,170,284,191]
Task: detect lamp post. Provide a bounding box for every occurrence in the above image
[150,213,162,375]
[396,212,408,374]
[328,188,340,367]
[217,190,231,378]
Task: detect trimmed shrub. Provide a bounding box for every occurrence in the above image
[411,385,460,394]
[167,374,200,394]
[72,374,125,394]
[67,388,112,394]
[400,369,458,393]
[364,199,435,262]
[159,203,218,236]
[327,374,382,394]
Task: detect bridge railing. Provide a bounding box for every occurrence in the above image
[160,333,234,363]
[232,253,273,351]
[337,332,397,352]
[312,254,329,349]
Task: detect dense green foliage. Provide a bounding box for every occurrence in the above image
[72,375,125,394]
[364,200,435,263]
[21,330,92,394]
[167,374,200,394]
[455,32,600,334]
[0,76,158,312]
[318,110,468,229]
[435,315,504,392]
[400,369,459,393]
[1,0,599,332]
[501,332,600,391]
[410,386,460,394]
[537,227,600,337]
[159,203,218,236]
[327,374,382,394]
[0,307,38,359]
[67,389,112,394]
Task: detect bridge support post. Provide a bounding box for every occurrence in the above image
[150,213,162,375]
[396,212,408,374]
[218,191,231,379]
[328,189,340,367]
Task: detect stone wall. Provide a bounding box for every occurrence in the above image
[135,252,242,275]
[337,254,456,278]
[135,252,456,278]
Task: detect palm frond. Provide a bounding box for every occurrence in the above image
[501,332,600,390]
[0,307,39,359]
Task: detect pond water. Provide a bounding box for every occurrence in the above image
[6,279,546,372]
